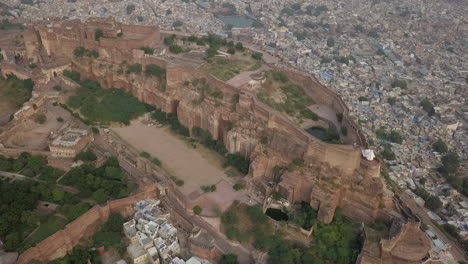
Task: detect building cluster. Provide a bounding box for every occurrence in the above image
[123,199,211,264]
[0,0,225,35]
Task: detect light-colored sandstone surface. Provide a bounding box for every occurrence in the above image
[112,121,232,194]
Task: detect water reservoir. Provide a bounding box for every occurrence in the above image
[218,15,256,28]
[306,127,328,141]
[265,208,289,222]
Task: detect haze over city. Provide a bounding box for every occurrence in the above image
[0,0,466,264]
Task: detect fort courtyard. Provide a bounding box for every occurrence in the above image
[112,119,250,215]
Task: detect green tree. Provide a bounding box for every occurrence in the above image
[391,79,407,89]
[420,99,435,115]
[63,70,81,82]
[145,64,166,77]
[206,47,218,58]
[103,213,124,232]
[221,210,238,225]
[246,205,268,223]
[380,145,396,160]
[74,47,86,57]
[233,183,243,190]
[52,188,65,202]
[432,139,448,153]
[75,150,97,162]
[95,29,104,41]
[126,4,135,15]
[327,37,335,47]
[225,153,249,174]
[127,63,142,74]
[35,114,47,124]
[140,46,154,55]
[419,178,427,185]
[235,42,244,51]
[368,31,379,38]
[272,71,288,82]
[426,195,442,211]
[336,113,343,122]
[169,44,183,54]
[272,191,282,200]
[441,224,460,240]
[140,151,151,159]
[164,35,176,46]
[292,203,317,230]
[21,211,40,227]
[389,131,403,144]
[251,52,263,60]
[388,97,396,105]
[441,152,460,174]
[173,20,183,27]
[92,189,108,203]
[193,205,202,215]
[4,232,21,251]
[219,254,238,264]
[225,227,241,240]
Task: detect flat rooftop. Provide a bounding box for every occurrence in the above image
[50,128,89,147]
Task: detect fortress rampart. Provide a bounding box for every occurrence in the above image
[16,185,159,264]
[269,64,367,147]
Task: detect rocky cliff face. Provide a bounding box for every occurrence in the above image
[69,56,392,223]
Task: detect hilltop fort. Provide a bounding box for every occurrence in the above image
[2,17,394,225]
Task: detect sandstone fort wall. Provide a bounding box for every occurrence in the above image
[270,64,367,147]
[16,185,159,264]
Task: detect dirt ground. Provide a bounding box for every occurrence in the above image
[4,102,72,150]
[112,120,253,214]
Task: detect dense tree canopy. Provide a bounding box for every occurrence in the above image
[60,157,132,203]
[145,64,166,77]
[219,254,238,264]
[1,74,34,107]
[440,152,460,174]
[67,78,149,124]
[420,99,435,115]
[432,139,448,153]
